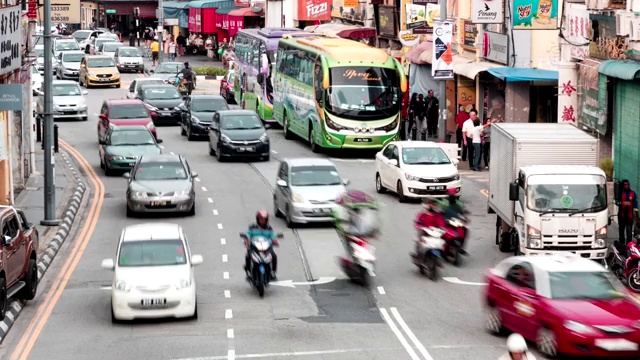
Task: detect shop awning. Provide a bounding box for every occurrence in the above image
[487,67,559,82]
[189,0,228,8]
[216,6,241,15]
[228,7,264,16]
[164,1,191,9]
[598,60,640,80]
[453,61,501,80]
[304,24,376,39]
[104,3,156,18]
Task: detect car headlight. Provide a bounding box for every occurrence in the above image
[221,134,231,144]
[564,320,596,334]
[259,133,268,143]
[88,71,97,77]
[115,280,131,292]
[175,278,191,289]
[146,103,159,112]
[454,173,460,181]
[527,225,542,248]
[292,192,306,204]
[107,155,124,160]
[405,173,420,181]
[175,189,191,198]
[594,226,607,248]
[132,191,147,199]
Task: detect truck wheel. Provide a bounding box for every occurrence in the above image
[498,232,512,253]
[512,233,521,256]
[0,278,6,320]
[19,259,38,301]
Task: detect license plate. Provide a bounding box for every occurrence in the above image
[238,147,255,152]
[150,201,167,206]
[141,298,166,307]
[595,339,639,351]
[127,65,135,68]
[354,138,372,143]
[159,111,172,115]
[128,162,135,166]
[100,78,109,82]
[428,186,446,190]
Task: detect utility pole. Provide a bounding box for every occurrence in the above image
[41,0,60,226]
[437,0,448,142]
[157,0,164,64]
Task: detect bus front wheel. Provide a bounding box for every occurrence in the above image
[283,113,293,140]
[309,125,320,153]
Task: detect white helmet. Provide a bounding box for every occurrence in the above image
[506,333,528,353]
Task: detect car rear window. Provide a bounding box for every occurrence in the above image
[192,98,228,112]
[290,166,341,186]
[109,104,149,119]
[118,240,186,267]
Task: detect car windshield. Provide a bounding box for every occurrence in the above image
[549,271,625,300]
[72,31,91,41]
[227,72,235,83]
[155,63,184,74]
[87,58,115,67]
[103,43,123,52]
[290,166,341,186]
[134,161,188,180]
[63,53,84,62]
[109,104,149,119]
[192,98,228,112]
[119,48,141,57]
[221,115,262,130]
[143,87,181,100]
[55,41,79,51]
[526,175,608,213]
[326,66,401,120]
[118,240,187,267]
[402,147,451,165]
[34,49,44,57]
[52,84,81,96]
[109,130,155,146]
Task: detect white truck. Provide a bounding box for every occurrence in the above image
[489,123,609,260]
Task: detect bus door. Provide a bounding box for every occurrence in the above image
[313,55,324,130]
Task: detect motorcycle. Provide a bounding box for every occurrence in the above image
[339,234,377,287]
[239,231,283,298]
[607,241,640,292]
[168,73,190,98]
[442,215,468,266]
[411,226,447,281]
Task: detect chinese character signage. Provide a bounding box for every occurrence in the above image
[38,0,80,24]
[0,7,21,76]
[589,14,627,60]
[298,0,331,21]
[188,8,202,33]
[432,21,454,80]
[472,0,504,24]
[578,61,607,135]
[27,0,38,19]
[512,0,558,29]
[566,3,589,60]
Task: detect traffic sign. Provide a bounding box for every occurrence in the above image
[105,9,116,14]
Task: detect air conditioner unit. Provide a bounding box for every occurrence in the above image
[617,11,632,36]
[629,16,640,41]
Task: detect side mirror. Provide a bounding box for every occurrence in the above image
[257,73,264,84]
[343,178,350,185]
[149,69,154,74]
[122,172,130,179]
[191,171,198,178]
[191,254,203,266]
[156,139,163,144]
[509,182,519,201]
[101,258,115,270]
[239,232,248,240]
[452,158,459,165]
[2,235,10,245]
[276,179,287,187]
[276,233,284,239]
[82,90,88,95]
[389,159,398,167]
[264,124,271,129]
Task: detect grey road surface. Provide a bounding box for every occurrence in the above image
[0,72,536,360]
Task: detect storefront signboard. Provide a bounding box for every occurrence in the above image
[512,0,558,30]
[401,0,438,34]
[566,3,589,60]
[432,21,454,80]
[298,0,331,21]
[0,7,21,76]
[38,0,80,24]
[578,62,607,135]
[398,30,419,47]
[483,31,508,65]
[378,6,396,37]
[471,0,504,24]
[462,19,477,46]
[0,85,22,111]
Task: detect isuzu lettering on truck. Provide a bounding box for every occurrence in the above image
[488,123,609,260]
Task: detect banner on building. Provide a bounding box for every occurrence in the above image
[299,0,331,21]
[483,31,509,65]
[432,21,454,80]
[471,0,503,24]
[38,0,80,24]
[401,0,438,34]
[0,7,21,76]
[566,3,589,60]
[578,60,607,135]
[512,0,558,30]
[378,6,396,37]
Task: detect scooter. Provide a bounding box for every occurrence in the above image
[607,241,640,292]
[411,226,447,281]
[442,215,469,266]
[339,234,377,287]
[239,231,283,298]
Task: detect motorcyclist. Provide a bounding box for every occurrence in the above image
[244,210,278,279]
[438,188,466,220]
[415,198,446,229]
[178,62,195,96]
[497,333,537,360]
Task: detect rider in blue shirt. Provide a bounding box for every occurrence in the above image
[244,210,278,279]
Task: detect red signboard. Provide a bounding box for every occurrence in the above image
[215,13,223,28]
[188,7,202,33]
[297,0,331,21]
[229,15,244,36]
[27,0,38,19]
[202,8,218,34]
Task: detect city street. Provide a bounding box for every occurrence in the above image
[0,71,523,360]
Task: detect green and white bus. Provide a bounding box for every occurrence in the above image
[273,36,407,151]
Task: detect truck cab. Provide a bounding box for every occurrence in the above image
[506,165,609,258]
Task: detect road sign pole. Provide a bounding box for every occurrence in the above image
[157,0,164,64]
[437,0,448,142]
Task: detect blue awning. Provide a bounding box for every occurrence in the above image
[598,60,640,80]
[487,67,559,82]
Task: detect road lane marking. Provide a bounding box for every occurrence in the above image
[195,177,201,182]
[10,140,105,360]
[225,309,233,319]
[227,329,234,339]
[221,237,226,245]
[208,197,213,203]
[213,209,219,215]
[222,254,228,262]
[223,271,229,279]
[224,290,231,298]
[170,151,175,155]
[377,286,386,295]
[390,307,434,360]
[100,286,112,290]
[379,308,420,360]
[271,150,278,154]
[442,277,487,286]
[201,186,208,192]
[227,350,235,360]
[218,223,223,229]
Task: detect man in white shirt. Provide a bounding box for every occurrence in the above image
[461,110,478,169]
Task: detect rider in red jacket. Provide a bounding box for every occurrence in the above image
[415,198,446,229]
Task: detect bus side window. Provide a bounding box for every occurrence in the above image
[314,58,323,102]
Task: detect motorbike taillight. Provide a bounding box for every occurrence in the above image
[350,237,367,247]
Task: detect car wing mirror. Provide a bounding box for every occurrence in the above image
[276,179,287,187]
[343,178,350,185]
[276,233,284,239]
[122,172,130,179]
[239,232,248,240]
[389,159,398,167]
[191,254,203,266]
[101,258,115,270]
[156,139,163,144]
[191,171,198,178]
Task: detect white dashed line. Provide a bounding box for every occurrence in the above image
[208,197,213,203]
[195,177,201,182]
[227,329,234,339]
[218,223,223,229]
[377,286,386,295]
[159,145,165,149]
[225,309,233,319]
[222,254,228,262]
[221,238,226,245]
[224,290,231,298]
[227,350,235,360]
[213,209,219,215]
[223,271,229,279]
[271,150,278,154]
[201,186,208,192]
[170,151,175,155]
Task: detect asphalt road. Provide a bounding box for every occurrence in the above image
[0,72,530,360]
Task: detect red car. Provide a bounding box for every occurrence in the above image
[484,254,640,358]
[97,99,157,141]
[219,70,235,104]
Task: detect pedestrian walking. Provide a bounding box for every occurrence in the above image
[455,105,469,160]
[462,110,478,169]
[177,32,187,56]
[616,179,638,244]
[471,119,483,171]
[150,38,160,66]
[426,90,439,137]
[482,118,492,169]
[407,93,418,140]
[416,93,427,140]
[168,40,177,61]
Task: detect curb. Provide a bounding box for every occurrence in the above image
[0,151,87,343]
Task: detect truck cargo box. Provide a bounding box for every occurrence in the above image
[488,123,599,227]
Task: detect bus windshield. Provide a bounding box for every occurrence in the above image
[325,66,400,120]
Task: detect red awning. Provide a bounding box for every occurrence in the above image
[228,7,263,17]
[103,3,156,18]
[337,28,376,39]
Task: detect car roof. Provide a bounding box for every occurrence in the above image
[190,94,225,100]
[121,223,183,242]
[140,153,182,163]
[109,125,150,131]
[117,46,138,51]
[159,62,183,66]
[217,110,256,116]
[107,99,145,106]
[389,141,445,149]
[139,83,175,90]
[52,80,80,85]
[102,42,123,46]
[85,55,112,60]
[493,254,607,277]
[55,38,76,42]
[284,158,337,167]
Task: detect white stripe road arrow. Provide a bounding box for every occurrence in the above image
[270,277,336,288]
[442,277,487,286]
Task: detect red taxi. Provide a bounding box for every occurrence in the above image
[484,254,640,358]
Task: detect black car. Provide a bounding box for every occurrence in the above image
[180,95,229,140]
[208,110,270,162]
[136,84,183,125]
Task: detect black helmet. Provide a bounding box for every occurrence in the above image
[184,62,190,67]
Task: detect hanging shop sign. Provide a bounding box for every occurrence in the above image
[566,3,589,60]
[512,0,558,30]
[578,61,607,135]
[0,7,21,76]
[471,0,504,24]
[378,6,396,37]
[401,0,438,34]
[483,31,508,65]
[38,0,80,24]
[398,30,419,47]
[462,19,477,47]
[298,0,331,21]
[432,21,454,80]
[344,0,358,7]
[589,14,627,60]
[0,85,22,111]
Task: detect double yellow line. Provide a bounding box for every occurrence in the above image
[10,140,105,360]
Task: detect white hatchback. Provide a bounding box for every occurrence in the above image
[375,141,461,201]
[101,223,203,322]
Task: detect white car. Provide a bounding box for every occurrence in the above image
[114,46,144,73]
[97,42,124,59]
[375,141,461,201]
[31,64,43,95]
[35,80,88,121]
[125,77,166,99]
[101,223,202,322]
[52,38,80,59]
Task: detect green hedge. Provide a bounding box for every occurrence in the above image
[193,66,228,77]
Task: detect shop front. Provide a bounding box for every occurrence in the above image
[215,6,241,41]
[80,2,98,30]
[101,1,156,32]
[164,1,190,34]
